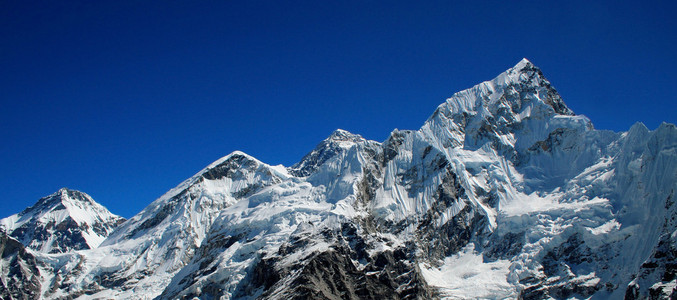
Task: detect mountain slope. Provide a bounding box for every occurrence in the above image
[0,231,43,300]
[0,188,124,254]
[38,151,290,299]
[3,59,676,299]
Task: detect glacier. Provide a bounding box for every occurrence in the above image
[1,58,676,299]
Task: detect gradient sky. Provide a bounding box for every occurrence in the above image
[1,1,676,218]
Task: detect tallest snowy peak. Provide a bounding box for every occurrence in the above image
[434,58,574,119]
[504,57,537,77]
[499,58,573,115]
[421,59,585,151]
[513,57,533,70]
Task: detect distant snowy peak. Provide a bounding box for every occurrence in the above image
[0,188,124,253]
[290,129,379,177]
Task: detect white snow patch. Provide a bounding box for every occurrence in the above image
[420,244,516,299]
[588,219,621,235]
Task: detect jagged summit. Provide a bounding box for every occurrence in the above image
[438,58,573,119]
[327,128,365,143]
[127,150,287,217]
[420,59,586,152]
[289,128,377,177]
[515,57,532,67]
[0,188,124,253]
[203,150,260,170]
[504,58,573,115]
[10,187,114,227]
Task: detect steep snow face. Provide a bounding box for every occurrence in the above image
[0,188,124,253]
[620,123,677,299]
[368,129,461,222]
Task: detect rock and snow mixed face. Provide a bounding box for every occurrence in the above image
[0,231,43,300]
[0,188,124,254]
[2,59,676,299]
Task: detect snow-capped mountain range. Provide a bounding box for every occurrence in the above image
[2,59,676,299]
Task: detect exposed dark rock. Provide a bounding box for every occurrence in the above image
[383,130,407,165]
[521,278,600,300]
[415,168,490,263]
[514,61,573,116]
[484,231,526,261]
[202,153,259,181]
[520,234,602,299]
[0,231,42,300]
[256,245,432,300]
[527,128,578,154]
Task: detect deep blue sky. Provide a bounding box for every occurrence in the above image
[1,1,676,218]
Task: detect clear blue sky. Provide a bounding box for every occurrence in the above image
[1,1,676,218]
